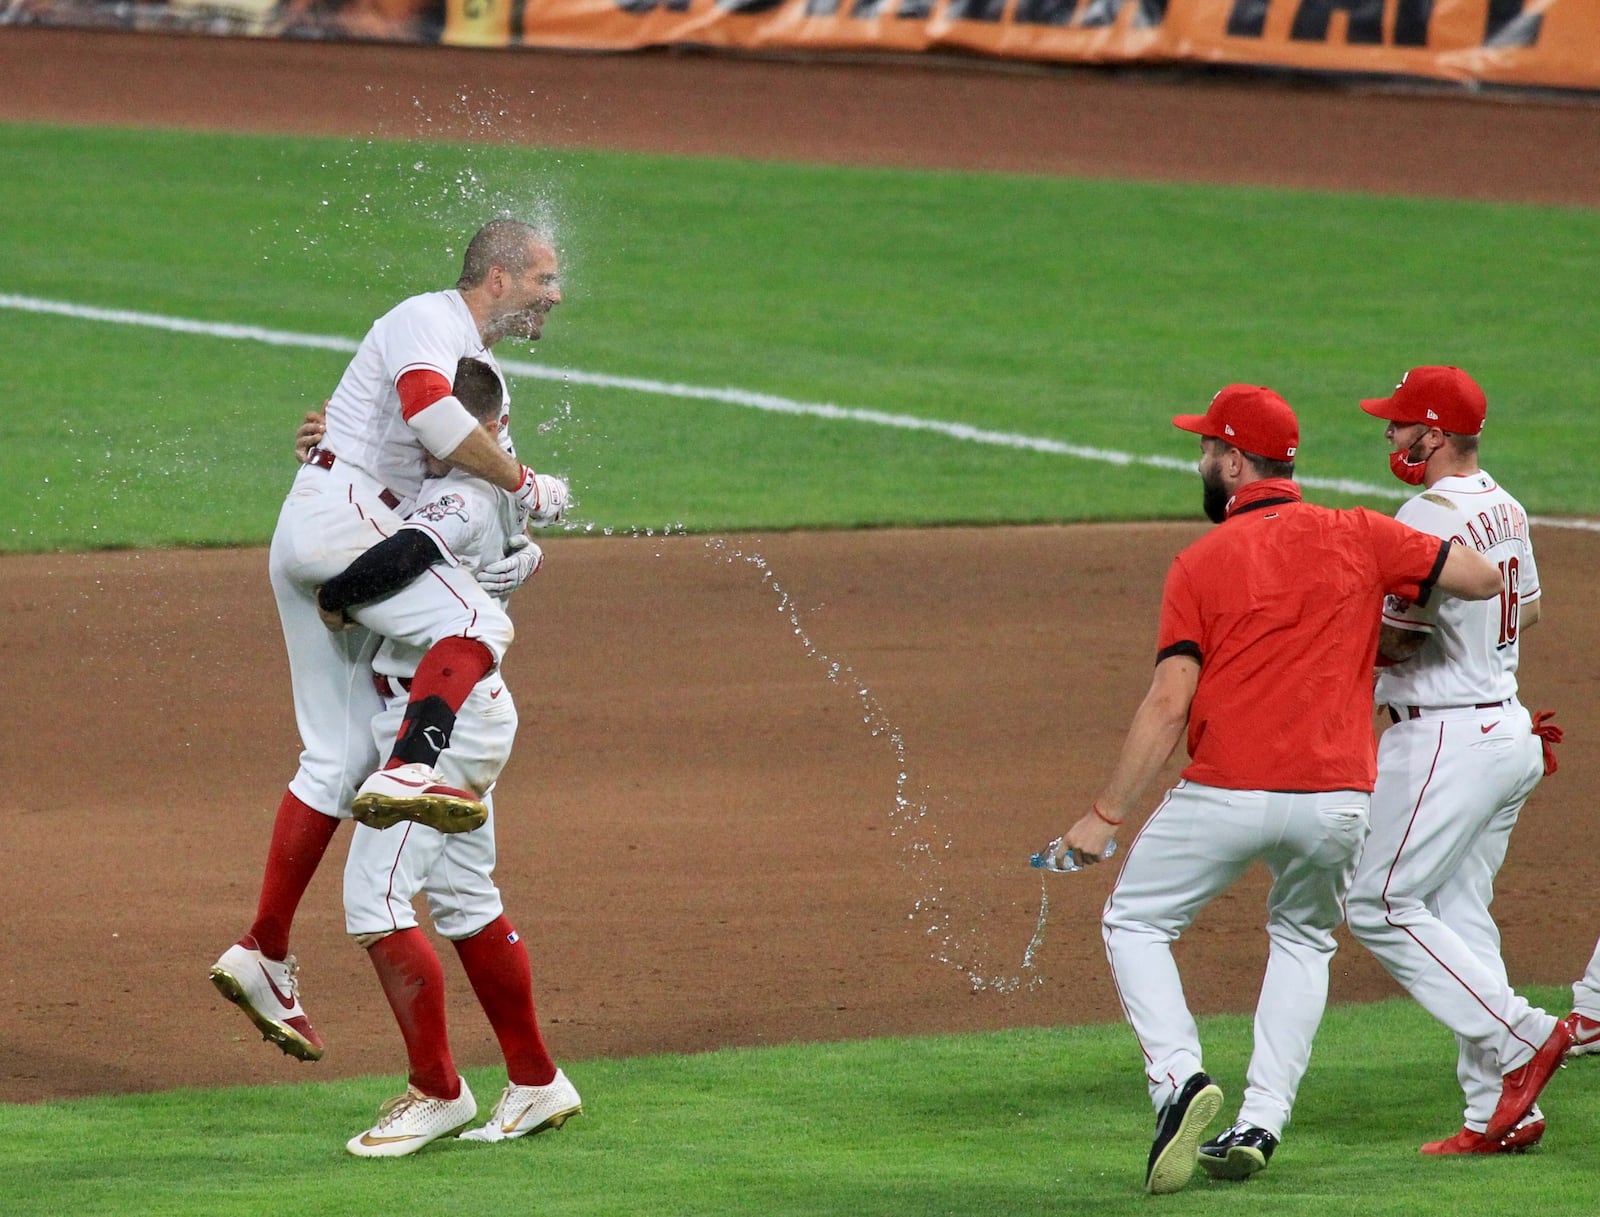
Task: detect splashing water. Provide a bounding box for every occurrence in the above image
[702,537,1052,994]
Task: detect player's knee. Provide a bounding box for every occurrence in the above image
[351,929,395,951]
[1343,891,1387,941]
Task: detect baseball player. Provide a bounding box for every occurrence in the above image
[312,358,580,1158]
[1049,386,1503,1195]
[211,220,570,1063]
[1345,366,1577,1153]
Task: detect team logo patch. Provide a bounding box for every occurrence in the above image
[415,493,469,524]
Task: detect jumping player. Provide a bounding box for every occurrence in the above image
[1345,366,1576,1154]
[315,358,580,1157]
[210,220,570,1062]
[1046,386,1504,1195]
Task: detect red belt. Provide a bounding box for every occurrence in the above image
[1387,699,1509,724]
[307,447,401,511]
[374,673,413,699]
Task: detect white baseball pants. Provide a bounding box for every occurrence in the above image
[269,460,513,817]
[1574,938,1600,1018]
[1346,703,1552,1129]
[1103,780,1369,1137]
[343,676,517,940]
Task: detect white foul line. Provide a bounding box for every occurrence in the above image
[5,291,1595,532]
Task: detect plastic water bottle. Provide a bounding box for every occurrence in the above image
[1030,836,1118,873]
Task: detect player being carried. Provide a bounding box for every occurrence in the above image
[211,219,570,1063]
[316,357,581,1157]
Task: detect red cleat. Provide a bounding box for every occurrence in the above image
[1566,1012,1600,1058]
[1421,1111,1545,1155]
[1485,1019,1575,1142]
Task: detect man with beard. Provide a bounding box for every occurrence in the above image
[1045,384,1503,1195]
[1346,366,1575,1155]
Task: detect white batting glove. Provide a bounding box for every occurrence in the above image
[476,535,543,597]
[513,465,570,526]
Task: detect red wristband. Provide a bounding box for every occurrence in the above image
[1092,802,1122,826]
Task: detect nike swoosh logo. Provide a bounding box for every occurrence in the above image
[490,687,503,699]
[358,1132,423,1146]
[1482,721,1500,734]
[258,963,297,1011]
[382,775,429,789]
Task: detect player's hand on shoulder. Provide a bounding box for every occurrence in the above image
[295,405,328,464]
[477,534,544,597]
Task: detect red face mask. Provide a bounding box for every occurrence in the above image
[1389,448,1429,485]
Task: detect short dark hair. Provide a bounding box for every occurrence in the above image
[1241,450,1292,479]
[1205,436,1296,481]
[452,357,502,423]
[456,218,545,289]
[1242,451,1296,480]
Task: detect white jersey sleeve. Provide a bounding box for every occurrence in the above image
[321,291,504,509]
[399,471,504,575]
[1375,472,1536,708]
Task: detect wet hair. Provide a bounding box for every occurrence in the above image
[452,357,503,423]
[456,218,547,289]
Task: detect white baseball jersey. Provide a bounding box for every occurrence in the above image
[1348,467,1555,1136]
[323,290,510,509]
[371,470,525,683]
[346,470,527,942]
[272,290,516,819]
[1375,471,1538,708]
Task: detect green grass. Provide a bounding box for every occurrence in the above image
[3,990,1591,1216]
[2,121,1597,551]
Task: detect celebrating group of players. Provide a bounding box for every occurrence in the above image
[206,217,1599,1184]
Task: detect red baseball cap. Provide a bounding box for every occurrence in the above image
[1172,385,1299,462]
[1360,366,1486,436]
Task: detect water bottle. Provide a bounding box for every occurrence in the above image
[1030,836,1117,873]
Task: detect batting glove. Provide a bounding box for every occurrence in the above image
[476,535,544,597]
[514,465,570,526]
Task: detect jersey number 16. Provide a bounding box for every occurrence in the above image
[1496,557,1520,649]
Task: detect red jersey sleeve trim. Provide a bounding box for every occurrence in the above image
[397,369,453,422]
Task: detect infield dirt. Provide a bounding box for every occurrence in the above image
[1,29,1597,1102]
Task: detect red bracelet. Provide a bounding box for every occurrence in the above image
[1092,802,1122,826]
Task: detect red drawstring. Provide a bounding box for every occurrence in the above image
[1532,709,1563,777]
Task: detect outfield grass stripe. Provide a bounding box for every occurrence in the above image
[7,291,1597,532]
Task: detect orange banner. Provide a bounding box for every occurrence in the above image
[3,0,1595,91]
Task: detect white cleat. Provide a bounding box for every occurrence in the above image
[209,941,324,1061]
[347,1078,478,1158]
[459,1070,583,1143]
[351,762,487,834]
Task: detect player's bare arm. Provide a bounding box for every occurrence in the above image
[1435,540,1502,601]
[1061,654,1200,862]
[397,380,569,524]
